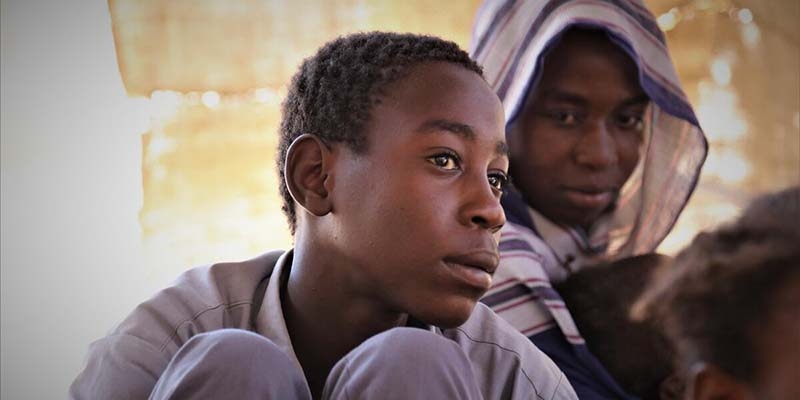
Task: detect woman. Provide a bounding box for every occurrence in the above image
[470,1,708,398]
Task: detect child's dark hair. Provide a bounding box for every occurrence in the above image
[633,186,800,386]
[277,31,483,234]
[556,254,679,399]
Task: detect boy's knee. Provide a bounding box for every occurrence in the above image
[354,327,470,367]
[182,329,292,370]
[324,328,481,399]
[152,329,309,399]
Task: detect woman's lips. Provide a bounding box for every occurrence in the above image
[563,188,614,209]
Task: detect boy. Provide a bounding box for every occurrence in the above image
[633,187,800,400]
[70,32,576,399]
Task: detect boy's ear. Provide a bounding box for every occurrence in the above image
[688,362,751,400]
[284,134,334,218]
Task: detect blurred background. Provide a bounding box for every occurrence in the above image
[1,0,797,398]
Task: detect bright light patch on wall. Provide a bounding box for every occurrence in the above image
[145,136,176,163]
[201,90,221,108]
[696,81,748,142]
[657,8,679,31]
[150,90,181,119]
[710,57,732,86]
[254,88,277,104]
[741,23,760,49]
[352,3,371,22]
[737,8,753,24]
[704,148,751,184]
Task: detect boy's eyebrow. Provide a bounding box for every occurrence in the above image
[496,140,509,157]
[417,119,509,157]
[417,119,476,140]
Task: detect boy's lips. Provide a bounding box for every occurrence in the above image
[442,250,499,290]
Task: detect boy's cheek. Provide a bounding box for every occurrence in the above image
[492,230,502,244]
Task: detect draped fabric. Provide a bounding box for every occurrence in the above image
[470,1,707,398]
[471,0,707,257]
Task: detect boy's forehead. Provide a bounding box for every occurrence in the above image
[415,118,509,157]
[354,66,505,161]
[380,62,486,99]
[367,61,479,101]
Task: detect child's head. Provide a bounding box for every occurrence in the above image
[278,32,484,234]
[279,32,509,328]
[507,27,648,230]
[556,254,680,399]
[634,187,800,400]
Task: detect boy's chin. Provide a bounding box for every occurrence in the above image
[413,301,477,329]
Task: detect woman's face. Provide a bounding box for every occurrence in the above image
[508,29,648,229]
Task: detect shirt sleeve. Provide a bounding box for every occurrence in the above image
[448,303,578,400]
[69,334,171,400]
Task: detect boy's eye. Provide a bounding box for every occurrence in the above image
[488,172,509,191]
[428,153,460,170]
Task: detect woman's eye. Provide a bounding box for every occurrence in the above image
[488,172,509,191]
[549,110,580,126]
[616,113,644,131]
[428,153,460,170]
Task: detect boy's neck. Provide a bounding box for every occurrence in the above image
[282,239,408,398]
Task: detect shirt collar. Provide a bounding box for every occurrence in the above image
[253,249,436,372]
[254,249,303,370]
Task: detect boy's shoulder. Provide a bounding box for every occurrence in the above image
[112,250,285,354]
[71,250,286,399]
[441,303,577,399]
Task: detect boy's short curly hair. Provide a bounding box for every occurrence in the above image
[633,186,800,385]
[276,31,483,234]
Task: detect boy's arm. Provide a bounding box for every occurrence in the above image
[69,251,284,399]
[69,334,171,399]
[445,303,578,400]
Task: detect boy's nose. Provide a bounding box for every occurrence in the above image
[575,122,618,169]
[462,180,506,233]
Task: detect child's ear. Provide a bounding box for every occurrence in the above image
[284,134,334,218]
[687,362,752,400]
[658,373,685,400]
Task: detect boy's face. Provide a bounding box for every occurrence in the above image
[329,62,508,328]
[508,30,648,229]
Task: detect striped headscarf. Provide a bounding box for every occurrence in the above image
[471,1,708,397]
[471,0,707,258]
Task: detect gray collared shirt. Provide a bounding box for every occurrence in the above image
[70,250,576,399]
